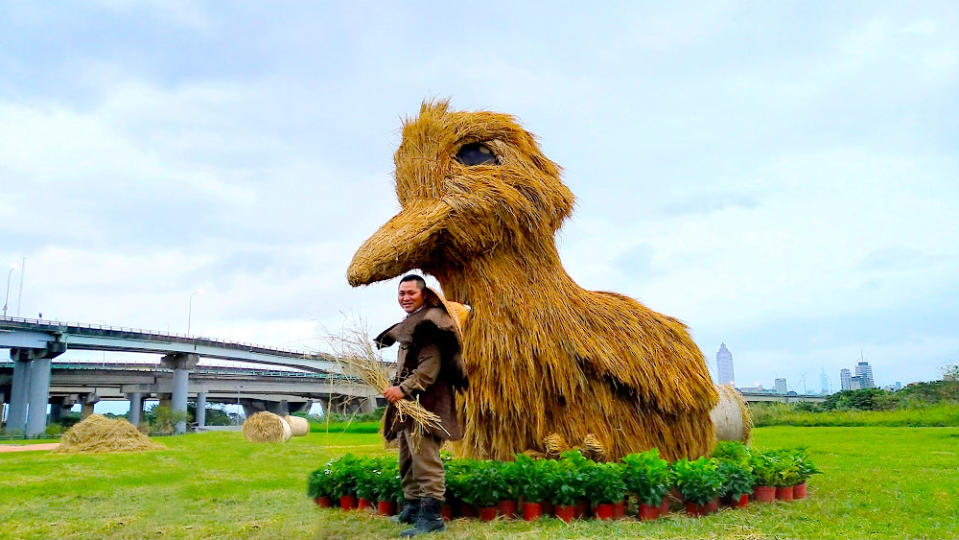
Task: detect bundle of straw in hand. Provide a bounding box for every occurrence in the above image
[325,322,447,438]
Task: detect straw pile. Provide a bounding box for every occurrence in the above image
[347,100,718,461]
[242,411,292,443]
[284,415,309,437]
[54,414,165,454]
[710,385,753,443]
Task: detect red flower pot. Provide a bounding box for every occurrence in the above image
[707,498,719,513]
[659,497,671,515]
[753,486,776,503]
[357,497,372,510]
[594,503,615,520]
[478,506,498,522]
[685,501,708,517]
[497,499,517,518]
[732,494,749,508]
[613,499,625,519]
[574,498,590,519]
[459,501,477,518]
[523,502,543,521]
[377,500,396,516]
[776,486,794,501]
[793,482,808,499]
[440,503,453,521]
[339,495,356,510]
[555,504,575,523]
[638,503,659,521]
[314,495,332,508]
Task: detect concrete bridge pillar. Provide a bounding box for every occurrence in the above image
[161,353,198,435]
[127,392,144,426]
[195,392,207,428]
[49,396,72,423]
[9,342,65,436]
[7,355,31,432]
[81,393,98,419]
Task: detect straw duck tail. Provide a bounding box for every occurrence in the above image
[347,100,719,461]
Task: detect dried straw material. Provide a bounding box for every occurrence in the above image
[348,100,718,461]
[710,385,753,443]
[581,433,607,462]
[543,433,569,457]
[54,414,165,454]
[242,411,292,443]
[284,415,309,437]
[325,323,447,438]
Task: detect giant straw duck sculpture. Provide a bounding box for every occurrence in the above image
[348,100,725,461]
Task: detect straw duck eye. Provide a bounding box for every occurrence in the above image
[454,142,499,166]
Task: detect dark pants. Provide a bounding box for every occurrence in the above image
[397,430,445,501]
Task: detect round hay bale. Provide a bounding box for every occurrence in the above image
[710,384,753,443]
[54,414,166,454]
[284,415,309,437]
[242,411,292,442]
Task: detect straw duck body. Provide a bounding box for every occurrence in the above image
[348,101,718,461]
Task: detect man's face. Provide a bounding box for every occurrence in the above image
[398,281,425,313]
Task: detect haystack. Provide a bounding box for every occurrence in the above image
[710,385,753,443]
[242,412,292,442]
[284,415,309,437]
[54,414,165,454]
[347,100,719,461]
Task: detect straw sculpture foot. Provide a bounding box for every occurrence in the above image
[348,100,720,461]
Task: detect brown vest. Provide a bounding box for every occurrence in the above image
[376,306,468,441]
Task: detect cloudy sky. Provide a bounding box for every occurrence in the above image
[2,1,957,392]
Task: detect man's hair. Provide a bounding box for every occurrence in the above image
[399,274,426,291]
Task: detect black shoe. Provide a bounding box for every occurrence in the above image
[400,498,445,537]
[390,499,420,524]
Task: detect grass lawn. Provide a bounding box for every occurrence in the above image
[2,426,957,539]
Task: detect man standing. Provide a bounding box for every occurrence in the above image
[377,274,468,537]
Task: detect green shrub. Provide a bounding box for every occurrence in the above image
[328,454,364,498]
[444,457,477,503]
[673,458,723,505]
[307,460,335,499]
[546,450,591,506]
[791,447,822,484]
[712,441,751,463]
[583,462,626,504]
[511,454,548,503]
[371,458,402,503]
[621,449,672,506]
[717,459,754,498]
[461,460,508,507]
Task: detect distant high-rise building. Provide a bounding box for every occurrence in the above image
[820,368,829,394]
[849,376,865,390]
[774,378,787,394]
[840,368,852,391]
[855,361,875,388]
[716,343,735,386]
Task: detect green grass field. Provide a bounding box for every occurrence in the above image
[2,426,957,539]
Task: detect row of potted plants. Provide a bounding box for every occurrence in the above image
[307,442,820,521]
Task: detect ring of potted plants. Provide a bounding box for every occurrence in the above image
[717,459,754,509]
[583,461,626,520]
[307,461,335,508]
[462,460,507,522]
[621,449,673,521]
[749,451,779,503]
[673,457,723,517]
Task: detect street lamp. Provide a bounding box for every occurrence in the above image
[3,265,14,318]
[187,289,203,336]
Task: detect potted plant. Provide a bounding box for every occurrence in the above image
[717,459,754,509]
[497,459,521,518]
[621,449,672,521]
[749,451,778,503]
[792,447,821,499]
[673,457,722,517]
[771,450,800,501]
[584,461,626,520]
[372,458,402,516]
[546,454,588,523]
[330,454,362,510]
[513,455,546,521]
[307,461,335,508]
[354,457,378,511]
[446,458,478,517]
[462,460,506,522]
[712,440,751,463]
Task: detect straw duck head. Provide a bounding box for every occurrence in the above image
[347,100,574,287]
